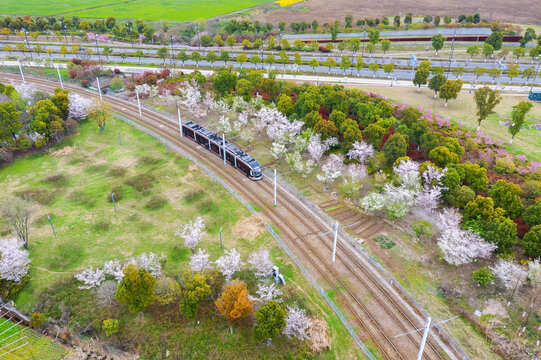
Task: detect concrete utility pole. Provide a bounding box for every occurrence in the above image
[223,134,226,166]
[112,192,117,214]
[56,65,63,89]
[177,107,183,138]
[332,221,338,263]
[136,90,142,117]
[96,77,102,101]
[47,215,56,236]
[417,317,431,360]
[118,131,122,145]
[18,60,25,83]
[219,227,223,249]
[273,169,277,206]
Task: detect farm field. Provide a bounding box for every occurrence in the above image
[0,0,272,22]
[345,85,541,162]
[0,115,359,359]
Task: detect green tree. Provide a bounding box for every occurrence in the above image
[250,55,261,69]
[467,45,480,60]
[213,35,223,47]
[488,180,523,219]
[254,301,286,340]
[157,47,169,64]
[523,201,541,227]
[267,36,276,50]
[428,74,446,97]
[368,28,380,44]
[439,79,462,107]
[431,34,445,55]
[265,54,276,69]
[447,185,476,208]
[473,67,487,83]
[485,31,503,51]
[115,264,156,314]
[455,162,488,193]
[329,21,340,43]
[226,35,235,48]
[368,62,379,77]
[451,67,465,79]
[212,69,237,96]
[30,313,46,329]
[464,195,502,222]
[483,216,517,254]
[383,133,407,164]
[220,50,230,65]
[340,55,352,75]
[308,58,319,73]
[383,63,394,78]
[277,94,293,116]
[412,220,432,238]
[60,44,67,57]
[507,63,520,84]
[363,123,386,147]
[191,51,202,67]
[488,67,502,83]
[513,47,525,61]
[0,102,22,142]
[380,39,391,56]
[314,119,339,139]
[413,61,431,91]
[365,42,375,56]
[472,267,495,286]
[205,51,218,66]
[31,99,63,139]
[482,43,494,61]
[473,87,502,131]
[323,57,337,74]
[303,111,323,129]
[179,271,211,319]
[393,16,401,27]
[278,50,289,71]
[176,50,188,65]
[523,225,541,258]
[508,101,533,144]
[200,34,212,47]
[236,53,248,68]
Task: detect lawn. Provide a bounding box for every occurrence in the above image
[0,116,360,359]
[346,85,541,162]
[0,0,272,21]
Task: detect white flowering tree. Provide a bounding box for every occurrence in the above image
[74,267,106,290]
[215,248,243,281]
[248,248,274,277]
[283,305,312,340]
[490,260,528,299]
[0,238,30,283]
[317,154,344,185]
[394,160,421,189]
[307,134,338,162]
[179,80,206,121]
[68,93,92,121]
[249,281,283,304]
[189,248,212,272]
[271,142,288,160]
[436,208,496,265]
[102,260,124,281]
[127,253,163,277]
[347,141,375,164]
[176,217,206,253]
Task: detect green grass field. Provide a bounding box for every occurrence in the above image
[0,318,66,359]
[0,116,360,359]
[0,0,272,21]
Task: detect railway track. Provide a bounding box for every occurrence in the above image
[1,72,462,360]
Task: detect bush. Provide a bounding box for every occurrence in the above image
[472,266,494,286]
[34,136,48,148]
[69,190,95,207]
[412,220,432,238]
[44,173,69,187]
[108,185,123,202]
[145,195,168,210]
[0,277,28,299]
[523,201,541,227]
[483,216,517,254]
[30,313,46,329]
[109,77,124,91]
[15,188,55,205]
[125,174,154,193]
[94,219,110,232]
[493,158,516,174]
[448,186,475,208]
[65,118,78,133]
[521,180,541,200]
[383,133,407,164]
[429,146,459,167]
[102,319,119,336]
[522,225,541,258]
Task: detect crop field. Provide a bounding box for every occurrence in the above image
[0,116,358,359]
[0,0,272,22]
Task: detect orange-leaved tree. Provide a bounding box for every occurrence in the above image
[215,280,253,333]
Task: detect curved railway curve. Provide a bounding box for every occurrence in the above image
[0,72,464,360]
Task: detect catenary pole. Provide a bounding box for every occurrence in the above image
[96,77,102,101]
[56,65,63,89]
[177,107,183,138]
[136,90,142,117]
[18,60,25,83]
[223,134,226,166]
[273,169,277,206]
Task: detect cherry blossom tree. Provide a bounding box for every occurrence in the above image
[307,134,338,162]
[11,81,37,102]
[347,141,375,164]
[271,142,288,160]
[68,93,92,121]
[102,260,124,281]
[490,260,527,298]
[215,248,243,281]
[283,305,312,340]
[74,267,106,289]
[0,238,30,283]
[176,217,206,253]
[248,248,274,277]
[127,253,163,277]
[394,160,421,189]
[189,248,212,272]
[317,154,344,185]
[179,80,206,121]
[249,281,283,304]
[436,208,496,265]
[528,259,541,287]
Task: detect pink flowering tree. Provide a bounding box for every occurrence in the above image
[347,141,375,164]
[0,238,30,283]
[283,305,312,340]
[248,248,274,277]
[189,248,212,272]
[215,248,243,281]
[317,154,344,185]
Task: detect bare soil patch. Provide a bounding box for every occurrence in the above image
[253,0,540,27]
[233,214,266,241]
[52,146,76,156]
